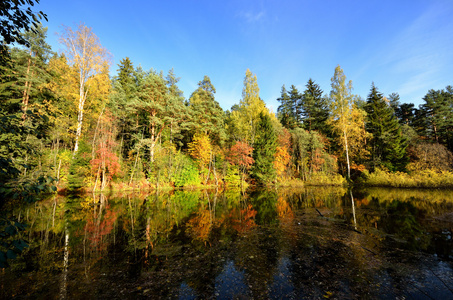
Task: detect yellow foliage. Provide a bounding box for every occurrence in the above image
[188,133,212,168]
[365,168,453,188]
[274,146,291,178]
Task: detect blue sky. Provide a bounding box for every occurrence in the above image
[38,0,453,111]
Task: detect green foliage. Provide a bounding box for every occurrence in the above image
[224,165,241,187]
[365,84,408,171]
[172,155,201,187]
[0,0,47,66]
[187,75,225,145]
[0,216,28,268]
[418,86,453,152]
[277,85,297,129]
[252,113,277,185]
[300,79,330,134]
[67,141,91,192]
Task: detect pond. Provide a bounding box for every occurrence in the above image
[1,187,453,299]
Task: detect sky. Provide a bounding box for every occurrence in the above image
[37,0,453,111]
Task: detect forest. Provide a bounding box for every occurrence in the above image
[1,22,453,198]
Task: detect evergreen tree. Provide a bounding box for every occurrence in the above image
[419,87,453,152]
[187,75,225,146]
[365,84,408,171]
[276,85,296,129]
[117,57,137,100]
[300,78,330,134]
[162,68,189,147]
[109,57,139,158]
[288,85,302,125]
[251,112,277,184]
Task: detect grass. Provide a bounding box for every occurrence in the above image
[362,168,453,188]
[305,173,347,186]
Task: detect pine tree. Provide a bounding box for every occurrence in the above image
[419,87,453,152]
[288,85,302,125]
[187,75,225,146]
[276,85,296,129]
[301,78,330,134]
[365,83,408,171]
[251,112,277,184]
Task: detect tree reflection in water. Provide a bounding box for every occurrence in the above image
[1,187,453,299]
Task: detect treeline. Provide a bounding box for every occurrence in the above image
[1,23,453,193]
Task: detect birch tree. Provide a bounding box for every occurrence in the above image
[58,23,111,155]
[230,69,267,145]
[328,65,354,179]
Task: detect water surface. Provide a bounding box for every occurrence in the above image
[1,187,453,299]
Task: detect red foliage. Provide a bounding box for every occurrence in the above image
[227,141,254,170]
[230,204,257,233]
[277,128,292,149]
[90,111,121,184]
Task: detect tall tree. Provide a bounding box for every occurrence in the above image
[419,87,453,151]
[230,69,268,144]
[58,23,111,155]
[164,68,188,146]
[131,69,169,164]
[328,65,363,179]
[276,85,296,129]
[251,112,277,184]
[365,84,408,171]
[288,85,302,125]
[188,75,225,145]
[300,79,330,134]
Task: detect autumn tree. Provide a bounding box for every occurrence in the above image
[274,130,292,179]
[188,133,212,170]
[58,23,111,155]
[90,110,121,190]
[227,141,254,183]
[328,65,368,179]
[230,69,267,144]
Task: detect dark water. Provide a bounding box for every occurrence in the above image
[1,187,453,299]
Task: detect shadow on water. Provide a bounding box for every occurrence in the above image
[1,187,453,299]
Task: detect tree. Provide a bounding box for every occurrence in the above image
[58,23,112,155]
[90,110,121,191]
[187,75,225,145]
[230,69,267,144]
[300,79,330,134]
[227,141,254,184]
[251,112,277,184]
[276,85,296,129]
[131,69,169,164]
[365,83,408,171]
[328,65,367,179]
[0,0,47,66]
[418,87,453,152]
[288,85,302,125]
[274,129,291,179]
[164,68,189,146]
[188,133,212,169]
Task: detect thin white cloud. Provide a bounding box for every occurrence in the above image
[238,10,266,23]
